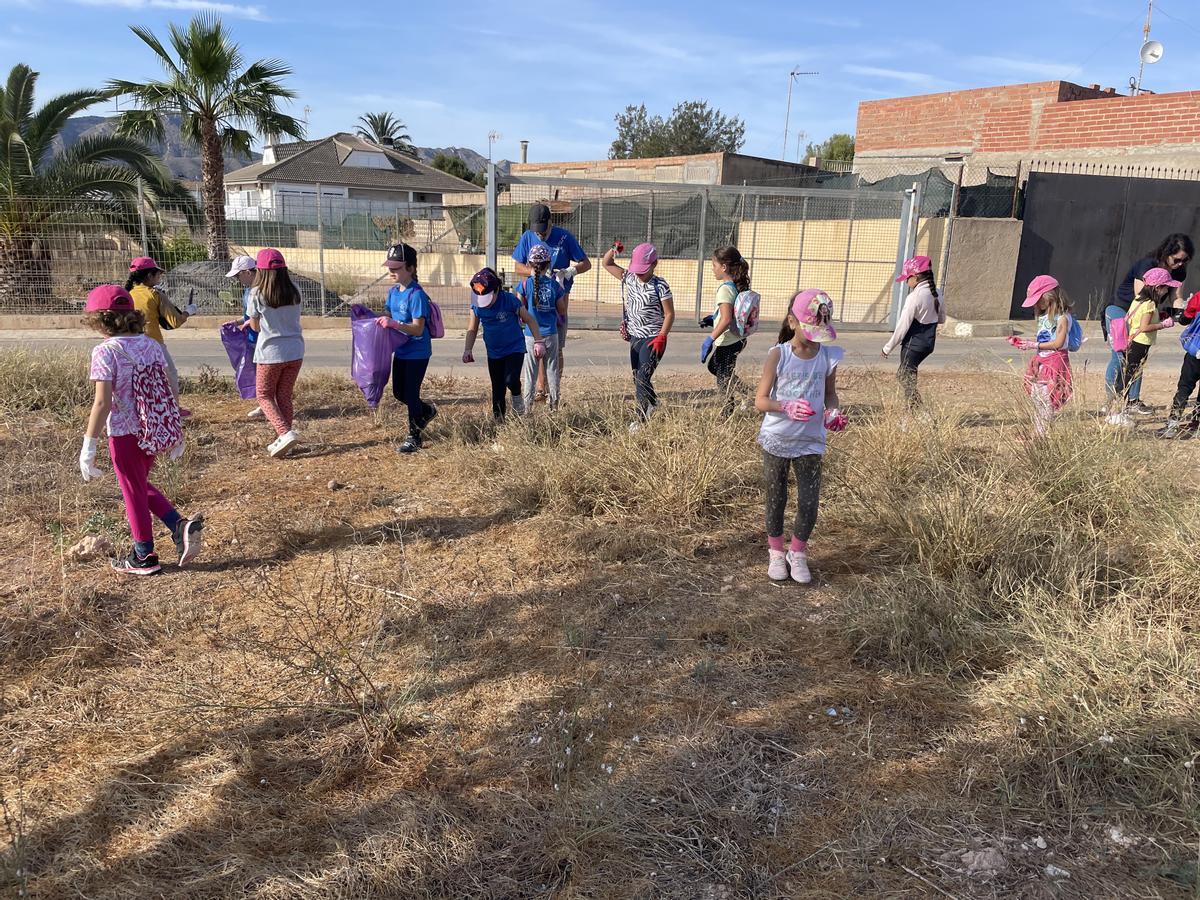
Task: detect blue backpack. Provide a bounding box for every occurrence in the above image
[1181,317,1200,358]
[1066,315,1084,352]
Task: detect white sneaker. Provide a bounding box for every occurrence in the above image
[268,430,299,457]
[628,420,642,434]
[1105,413,1134,428]
[786,550,812,584]
[247,406,265,419]
[767,549,789,581]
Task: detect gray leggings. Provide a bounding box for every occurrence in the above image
[763,451,823,541]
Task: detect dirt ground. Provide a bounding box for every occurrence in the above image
[1,361,1198,899]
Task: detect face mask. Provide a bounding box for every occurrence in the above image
[475,292,495,308]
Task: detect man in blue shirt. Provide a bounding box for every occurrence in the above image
[512,203,591,398]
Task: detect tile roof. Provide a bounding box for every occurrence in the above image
[225,132,482,194]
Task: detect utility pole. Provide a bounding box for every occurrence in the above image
[783,69,818,160]
[1135,0,1154,94]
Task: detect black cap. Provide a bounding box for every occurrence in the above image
[384,242,417,268]
[529,203,551,233]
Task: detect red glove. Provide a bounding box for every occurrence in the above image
[824,408,848,432]
[1185,292,1200,319]
[781,399,814,422]
[612,240,624,253]
[648,333,668,357]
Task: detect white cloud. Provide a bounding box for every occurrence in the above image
[962,55,1083,81]
[73,0,266,19]
[842,64,944,87]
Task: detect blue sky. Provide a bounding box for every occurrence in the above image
[3,0,1199,162]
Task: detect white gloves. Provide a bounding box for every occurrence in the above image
[80,436,103,482]
[184,288,197,316]
[168,441,185,461]
[553,266,578,285]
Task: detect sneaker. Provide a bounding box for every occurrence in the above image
[417,404,439,429]
[268,430,299,458]
[510,396,526,417]
[247,406,265,419]
[397,434,421,454]
[1128,400,1154,416]
[111,548,161,576]
[628,419,642,434]
[1105,413,1134,428]
[786,550,812,585]
[173,515,204,566]
[767,549,789,581]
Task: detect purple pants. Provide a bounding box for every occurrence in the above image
[110,433,175,543]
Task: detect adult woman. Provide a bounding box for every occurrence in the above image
[1106,233,1193,412]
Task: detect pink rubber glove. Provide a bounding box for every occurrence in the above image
[824,408,848,432]
[374,316,392,329]
[462,350,475,364]
[1161,317,1176,329]
[532,340,547,360]
[781,399,814,422]
[1009,336,1036,350]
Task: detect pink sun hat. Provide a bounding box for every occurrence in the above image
[85,284,135,312]
[129,256,162,273]
[255,248,286,270]
[1023,274,1060,308]
[1143,267,1182,288]
[628,242,658,275]
[791,289,838,343]
[895,255,932,283]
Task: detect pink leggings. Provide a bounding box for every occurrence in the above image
[110,434,175,543]
[256,359,302,436]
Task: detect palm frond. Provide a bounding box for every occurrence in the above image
[24,89,107,163]
[3,65,37,130]
[114,108,168,146]
[129,25,184,79]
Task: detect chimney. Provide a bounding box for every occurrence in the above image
[520,140,529,163]
[1088,83,1100,91]
[1103,87,1116,95]
[262,133,277,164]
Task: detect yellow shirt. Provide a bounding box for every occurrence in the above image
[130,283,186,345]
[711,282,742,348]
[1128,298,1160,347]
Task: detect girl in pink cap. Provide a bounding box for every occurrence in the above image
[754,290,847,584]
[1108,267,1180,427]
[881,255,944,410]
[1009,275,1075,436]
[125,256,195,413]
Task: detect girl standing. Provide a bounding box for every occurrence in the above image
[243,248,304,457]
[463,267,547,421]
[376,242,437,454]
[1160,291,1200,439]
[126,256,195,412]
[703,246,752,410]
[1010,275,1074,436]
[1109,267,1180,427]
[601,241,674,429]
[881,255,944,408]
[755,289,846,584]
[225,254,263,419]
[515,244,565,411]
[80,284,203,575]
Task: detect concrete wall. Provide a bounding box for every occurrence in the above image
[942,218,1023,321]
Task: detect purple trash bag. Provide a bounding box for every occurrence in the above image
[350,303,406,408]
[219,322,258,400]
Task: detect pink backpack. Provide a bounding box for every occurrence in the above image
[426,298,445,338]
[108,340,184,455]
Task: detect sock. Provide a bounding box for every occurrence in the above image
[767,535,785,552]
[134,539,154,558]
[791,537,808,553]
[162,509,183,535]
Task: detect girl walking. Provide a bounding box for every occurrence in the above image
[376,242,437,454]
[80,284,203,575]
[126,256,195,412]
[702,246,752,410]
[515,244,565,411]
[1010,275,1074,436]
[463,267,547,421]
[1108,267,1180,427]
[881,255,944,409]
[755,289,846,584]
[602,241,674,429]
[243,248,304,457]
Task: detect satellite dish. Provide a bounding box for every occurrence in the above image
[1140,40,1164,64]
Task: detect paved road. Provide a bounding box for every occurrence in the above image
[0,326,1183,379]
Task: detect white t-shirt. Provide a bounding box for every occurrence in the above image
[757,342,844,458]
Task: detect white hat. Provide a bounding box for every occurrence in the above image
[225,255,256,278]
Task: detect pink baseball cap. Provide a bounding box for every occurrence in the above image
[628,242,658,275]
[1143,267,1182,288]
[1023,274,1059,308]
[129,256,162,273]
[85,284,135,312]
[895,255,932,283]
[255,248,286,270]
[791,289,838,343]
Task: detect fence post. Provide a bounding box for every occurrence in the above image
[315,182,327,316]
[136,178,148,252]
[794,196,808,291]
[594,193,604,325]
[485,163,498,271]
[749,194,760,271]
[838,197,856,321]
[693,188,709,322]
[1010,160,1022,218]
[890,184,922,326]
[939,164,962,305]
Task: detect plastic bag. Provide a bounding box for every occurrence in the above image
[219,322,257,400]
[350,303,406,408]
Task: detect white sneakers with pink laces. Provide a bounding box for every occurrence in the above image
[768,549,813,584]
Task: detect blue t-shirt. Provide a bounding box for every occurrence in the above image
[241,286,258,345]
[385,282,433,360]
[512,226,587,293]
[473,291,526,358]
[518,275,563,337]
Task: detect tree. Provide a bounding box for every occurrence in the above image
[0,64,195,307]
[430,153,484,186]
[804,133,855,164]
[109,14,304,260]
[356,112,414,153]
[609,100,745,159]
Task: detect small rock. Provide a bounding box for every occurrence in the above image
[1045,864,1070,879]
[962,848,1008,877]
[1106,825,1137,848]
[1034,836,1048,850]
[68,534,112,562]
[328,480,345,491]
[826,707,839,717]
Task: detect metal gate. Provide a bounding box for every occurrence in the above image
[486,168,921,329]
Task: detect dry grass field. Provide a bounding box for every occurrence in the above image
[1,347,1199,898]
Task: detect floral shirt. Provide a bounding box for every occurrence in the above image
[89,335,167,437]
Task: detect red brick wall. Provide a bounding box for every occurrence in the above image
[1032,91,1200,150]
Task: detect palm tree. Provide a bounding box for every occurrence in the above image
[0,64,195,308]
[356,112,414,154]
[109,14,304,260]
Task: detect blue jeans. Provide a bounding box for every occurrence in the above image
[629,337,661,416]
[1104,304,1140,401]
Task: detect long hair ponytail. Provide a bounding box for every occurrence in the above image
[913,269,940,314]
[713,246,750,292]
[125,270,153,293]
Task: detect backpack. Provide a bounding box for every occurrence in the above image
[1065,314,1084,352]
[426,299,445,338]
[107,339,184,455]
[734,289,762,337]
[1181,317,1200,358]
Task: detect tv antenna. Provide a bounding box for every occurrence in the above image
[487,130,502,163]
[1134,0,1162,94]
[782,69,818,161]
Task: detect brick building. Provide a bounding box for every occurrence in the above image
[854,81,1200,179]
